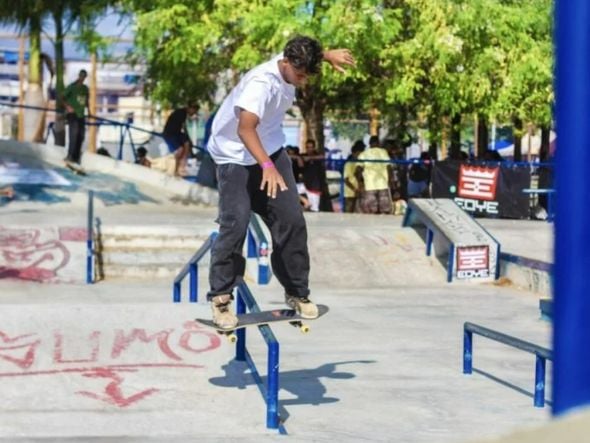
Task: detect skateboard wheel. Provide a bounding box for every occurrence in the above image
[300,324,310,334]
[227,333,237,343]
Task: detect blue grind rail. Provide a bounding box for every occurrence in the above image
[247,214,272,285]
[172,231,285,432]
[236,283,286,433]
[172,232,217,303]
[463,322,553,407]
[86,190,94,284]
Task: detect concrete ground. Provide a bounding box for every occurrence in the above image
[0,144,562,442]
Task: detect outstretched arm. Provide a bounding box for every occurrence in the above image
[323,49,356,73]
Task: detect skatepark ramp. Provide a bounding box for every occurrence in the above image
[403,198,501,283]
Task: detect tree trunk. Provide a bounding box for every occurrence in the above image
[23,18,45,143]
[449,113,461,159]
[513,117,523,161]
[369,107,380,137]
[476,115,488,158]
[53,9,66,146]
[296,82,325,151]
[296,81,332,211]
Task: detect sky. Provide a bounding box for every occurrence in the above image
[0,9,134,60]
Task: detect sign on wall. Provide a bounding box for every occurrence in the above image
[431,161,531,219]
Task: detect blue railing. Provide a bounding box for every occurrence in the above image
[172,232,217,303]
[463,322,553,407]
[86,190,94,284]
[235,282,284,432]
[172,230,284,431]
[247,214,272,285]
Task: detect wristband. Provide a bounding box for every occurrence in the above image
[261,161,275,170]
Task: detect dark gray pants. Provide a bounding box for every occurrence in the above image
[208,148,310,300]
[66,113,85,164]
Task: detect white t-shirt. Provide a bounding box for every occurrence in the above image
[208,54,295,165]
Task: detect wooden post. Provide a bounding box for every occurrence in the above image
[88,52,98,153]
[17,36,25,141]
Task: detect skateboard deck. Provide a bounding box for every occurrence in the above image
[65,161,87,176]
[196,304,329,342]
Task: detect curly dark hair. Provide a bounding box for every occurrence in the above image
[283,36,323,74]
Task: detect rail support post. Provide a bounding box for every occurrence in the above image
[463,329,473,374]
[534,355,547,407]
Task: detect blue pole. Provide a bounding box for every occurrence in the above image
[534,355,546,408]
[426,228,433,256]
[173,282,181,303]
[267,341,280,429]
[247,229,256,258]
[554,0,590,415]
[463,329,473,374]
[189,263,198,303]
[236,288,246,362]
[86,190,94,284]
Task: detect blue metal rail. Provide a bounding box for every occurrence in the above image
[86,190,94,284]
[172,232,217,303]
[463,322,552,407]
[235,283,284,431]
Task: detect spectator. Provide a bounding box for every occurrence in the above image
[163,102,199,176]
[135,147,151,167]
[407,152,432,198]
[63,69,90,165]
[343,140,365,212]
[302,139,326,212]
[286,146,311,210]
[355,136,393,214]
[96,147,111,157]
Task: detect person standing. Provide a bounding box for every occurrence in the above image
[302,139,325,212]
[206,36,355,328]
[163,103,199,176]
[63,69,90,165]
[343,140,365,212]
[355,135,393,214]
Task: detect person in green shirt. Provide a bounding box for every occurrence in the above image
[63,69,90,164]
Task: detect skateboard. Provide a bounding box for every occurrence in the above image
[196,304,329,343]
[65,161,87,176]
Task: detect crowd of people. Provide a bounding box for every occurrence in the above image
[287,135,433,216]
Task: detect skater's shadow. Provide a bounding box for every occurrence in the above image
[209,359,375,422]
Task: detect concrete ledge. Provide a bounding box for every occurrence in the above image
[500,252,552,298]
[0,139,218,207]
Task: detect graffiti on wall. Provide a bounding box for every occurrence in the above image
[0,226,86,282]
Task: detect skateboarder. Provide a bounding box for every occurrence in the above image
[64,69,90,165]
[207,36,355,328]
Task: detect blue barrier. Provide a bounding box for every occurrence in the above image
[86,190,94,284]
[247,214,272,285]
[463,322,553,407]
[172,232,217,303]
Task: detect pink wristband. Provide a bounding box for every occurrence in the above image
[261,161,274,169]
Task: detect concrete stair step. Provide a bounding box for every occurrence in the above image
[100,248,211,266]
[99,234,209,249]
[101,263,189,279]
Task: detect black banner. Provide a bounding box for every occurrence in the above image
[431,161,530,219]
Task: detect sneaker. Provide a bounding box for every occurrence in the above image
[211,294,238,329]
[285,294,319,319]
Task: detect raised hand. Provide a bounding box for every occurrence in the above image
[323,49,356,73]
